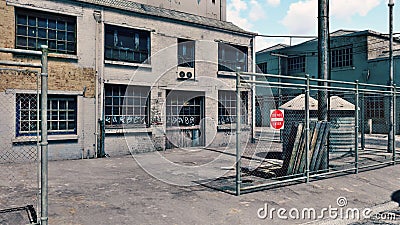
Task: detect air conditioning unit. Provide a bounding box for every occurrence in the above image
[177,67,195,80]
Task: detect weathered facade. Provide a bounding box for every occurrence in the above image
[0,0,255,159]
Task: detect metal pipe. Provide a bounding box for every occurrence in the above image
[236,69,242,196]
[0,61,42,68]
[361,93,365,150]
[251,38,256,143]
[388,0,395,153]
[318,0,329,121]
[0,47,41,55]
[305,75,310,183]
[240,176,307,192]
[40,45,49,225]
[355,81,359,173]
[393,84,397,164]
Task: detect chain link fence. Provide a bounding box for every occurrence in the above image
[0,68,40,223]
[204,72,400,195]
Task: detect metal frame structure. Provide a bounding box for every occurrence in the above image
[0,46,49,224]
[233,71,399,196]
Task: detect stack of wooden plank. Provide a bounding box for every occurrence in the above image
[283,121,330,175]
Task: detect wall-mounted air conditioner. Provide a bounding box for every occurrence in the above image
[177,67,195,80]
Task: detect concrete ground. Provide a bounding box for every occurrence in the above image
[0,151,399,225]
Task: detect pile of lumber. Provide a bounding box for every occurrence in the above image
[283,121,330,175]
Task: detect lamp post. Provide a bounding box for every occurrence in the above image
[388,0,395,153]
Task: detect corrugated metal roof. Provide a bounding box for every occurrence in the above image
[279,94,355,111]
[73,0,256,36]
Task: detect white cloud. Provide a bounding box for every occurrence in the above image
[282,0,317,34]
[281,0,383,34]
[255,36,285,51]
[227,0,267,30]
[227,1,253,30]
[266,0,280,7]
[331,0,382,20]
[249,0,266,21]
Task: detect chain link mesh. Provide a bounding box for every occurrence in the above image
[0,68,39,220]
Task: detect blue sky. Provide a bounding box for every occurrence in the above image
[226,0,400,51]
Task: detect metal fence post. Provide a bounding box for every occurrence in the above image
[40,45,49,225]
[305,75,310,183]
[235,70,242,196]
[393,84,397,165]
[355,81,359,174]
[360,92,365,150]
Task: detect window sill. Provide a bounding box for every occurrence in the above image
[105,127,152,134]
[48,53,78,60]
[104,60,152,68]
[12,134,78,143]
[166,125,200,131]
[332,66,355,72]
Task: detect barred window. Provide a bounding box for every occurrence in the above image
[257,62,267,74]
[288,56,305,74]
[166,91,203,127]
[331,46,353,68]
[104,85,150,128]
[15,8,76,54]
[16,94,77,136]
[178,39,195,68]
[218,90,248,125]
[105,25,150,64]
[365,95,384,119]
[218,43,248,72]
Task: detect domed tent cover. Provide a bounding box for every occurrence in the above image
[279,94,355,111]
[279,94,318,110]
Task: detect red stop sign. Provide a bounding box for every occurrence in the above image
[270,109,284,130]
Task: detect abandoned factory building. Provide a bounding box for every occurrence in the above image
[0,0,256,160]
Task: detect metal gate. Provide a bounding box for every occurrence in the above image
[0,47,48,224]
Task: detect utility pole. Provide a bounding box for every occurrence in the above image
[318,0,329,121]
[388,0,395,153]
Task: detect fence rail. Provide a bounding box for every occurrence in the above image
[231,71,399,195]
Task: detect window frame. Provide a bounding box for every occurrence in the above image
[287,56,305,74]
[331,45,353,69]
[364,94,385,119]
[178,39,195,68]
[218,90,248,126]
[218,43,248,72]
[104,84,151,129]
[165,91,204,127]
[257,62,268,74]
[16,94,77,136]
[15,8,77,54]
[104,24,151,64]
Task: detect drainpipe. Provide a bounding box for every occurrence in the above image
[93,10,102,158]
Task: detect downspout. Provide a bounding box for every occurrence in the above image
[93,10,102,158]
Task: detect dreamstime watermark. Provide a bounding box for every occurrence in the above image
[257,197,397,221]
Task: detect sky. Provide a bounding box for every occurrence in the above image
[226,0,400,51]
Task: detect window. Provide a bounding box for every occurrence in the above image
[365,95,384,119]
[166,91,204,127]
[331,46,353,68]
[178,39,195,68]
[257,62,267,74]
[218,90,248,125]
[288,56,305,74]
[105,85,150,128]
[218,43,248,72]
[15,8,77,54]
[105,25,150,63]
[16,94,77,136]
